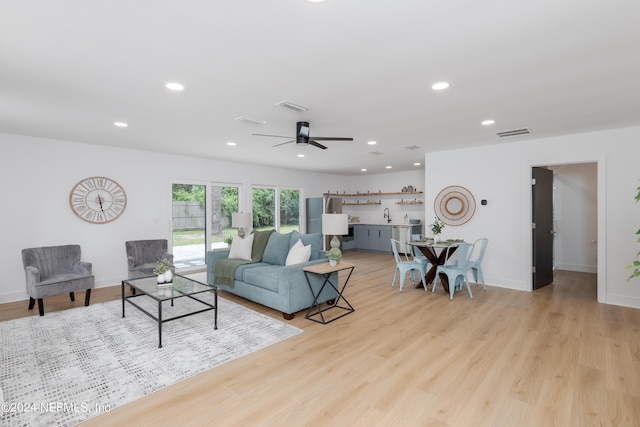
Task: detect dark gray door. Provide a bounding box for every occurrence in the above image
[532,167,554,289]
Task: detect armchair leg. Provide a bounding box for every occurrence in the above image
[84,289,92,306]
[70,292,75,301]
[28,297,36,310]
[37,298,44,316]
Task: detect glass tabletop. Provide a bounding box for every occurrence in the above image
[124,274,215,301]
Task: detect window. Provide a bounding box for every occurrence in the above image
[252,186,275,231]
[210,184,240,248]
[279,188,300,233]
[172,183,207,269]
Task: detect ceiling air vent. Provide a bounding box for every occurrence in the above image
[496,128,532,138]
[276,100,309,112]
[235,116,266,125]
[369,150,383,155]
[405,145,421,150]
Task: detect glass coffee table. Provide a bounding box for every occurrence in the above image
[122,275,217,348]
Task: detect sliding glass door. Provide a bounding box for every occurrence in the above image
[172,183,207,269]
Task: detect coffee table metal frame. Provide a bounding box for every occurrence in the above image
[122,274,217,348]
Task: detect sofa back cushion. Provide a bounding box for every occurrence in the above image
[262,232,293,265]
[290,232,323,260]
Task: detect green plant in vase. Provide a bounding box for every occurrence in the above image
[429,217,445,242]
[625,183,640,281]
[154,259,173,284]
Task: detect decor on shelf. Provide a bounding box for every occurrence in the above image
[429,217,445,242]
[232,212,252,238]
[154,259,173,283]
[434,185,476,226]
[322,213,349,266]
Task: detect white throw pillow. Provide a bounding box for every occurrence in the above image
[285,239,312,266]
[228,233,254,261]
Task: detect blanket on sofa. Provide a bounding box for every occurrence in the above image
[213,229,274,287]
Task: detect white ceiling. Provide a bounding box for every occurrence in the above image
[2,1,639,175]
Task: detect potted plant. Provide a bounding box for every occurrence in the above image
[327,247,341,267]
[429,217,445,242]
[154,259,173,283]
[626,183,640,281]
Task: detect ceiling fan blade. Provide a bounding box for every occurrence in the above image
[273,140,295,147]
[309,140,328,150]
[310,137,354,141]
[253,133,294,139]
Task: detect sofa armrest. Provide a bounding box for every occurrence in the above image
[127,256,135,269]
[206,249,230,284]
[73,261,92,275]
[25,265,40,286]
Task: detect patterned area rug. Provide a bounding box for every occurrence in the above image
[0,292,302,427]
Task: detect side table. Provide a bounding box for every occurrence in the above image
[303,261,355,324]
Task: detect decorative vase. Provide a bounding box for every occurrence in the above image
[157,274,165,284]
[164,270,173,283]
[434,234,441,243]
[329,259,337,267]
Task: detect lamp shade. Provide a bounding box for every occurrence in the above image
[232,212,251,228]
[322,213,348,236]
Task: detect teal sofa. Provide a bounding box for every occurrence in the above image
[206,231,338,320]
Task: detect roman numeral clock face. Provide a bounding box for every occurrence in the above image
[69,176,127,224]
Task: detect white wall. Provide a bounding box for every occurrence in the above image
[1,133,346,303]
[552,163,598,273]
[425,125,640,308]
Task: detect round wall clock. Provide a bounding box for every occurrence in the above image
[69,176,127,224]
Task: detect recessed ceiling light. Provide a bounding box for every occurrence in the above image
[114,122,128,128]
[165,82,185,91]
[414,162,421,166]
[368,141,377,145]
[386,166,392,169]
[226,142,236,146]
[482,119,496,126]
[431,81,450,91]
[297,154,305,158]
[361,168,367,172]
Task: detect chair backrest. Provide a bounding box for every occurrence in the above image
[125,239,168,265]
[22,245,82,278]
[390,239,407,264]
[450,243,474,269]
[411,234,421,240]
[469,238,488,264]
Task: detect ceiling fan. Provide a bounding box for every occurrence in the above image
[253,121,353,150]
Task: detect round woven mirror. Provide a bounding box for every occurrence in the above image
[434,186,476,226]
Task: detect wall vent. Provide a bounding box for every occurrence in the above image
[496,128,532,138]
[369,150,383,155]
[235,116,266,125]
[276,100,309,112]
[405,145,421,150]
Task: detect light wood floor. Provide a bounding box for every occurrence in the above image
[3,251,640,426]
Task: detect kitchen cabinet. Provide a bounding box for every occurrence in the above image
[354,224,393,253]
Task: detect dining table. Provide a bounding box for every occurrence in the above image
[406,240,463,293]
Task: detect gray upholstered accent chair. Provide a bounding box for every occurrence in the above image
[125,239,174,279]
[21,244,95,316]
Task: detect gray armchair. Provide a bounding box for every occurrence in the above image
[125,239,174,279]
[22,244,94,316]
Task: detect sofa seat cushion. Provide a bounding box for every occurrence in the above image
[234,262,270,281]
[241,265,283,292]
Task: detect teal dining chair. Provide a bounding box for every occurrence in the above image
[390,239,428,292]
[432,242,474,300]
[410,233,430,273]
[467,238,488,291]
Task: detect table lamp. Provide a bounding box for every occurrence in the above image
[232,212,251,238]
[322,213,348,265]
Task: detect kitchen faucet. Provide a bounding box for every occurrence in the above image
[383,208,391,223]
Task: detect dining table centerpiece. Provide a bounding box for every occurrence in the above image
[429,217,446,243]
